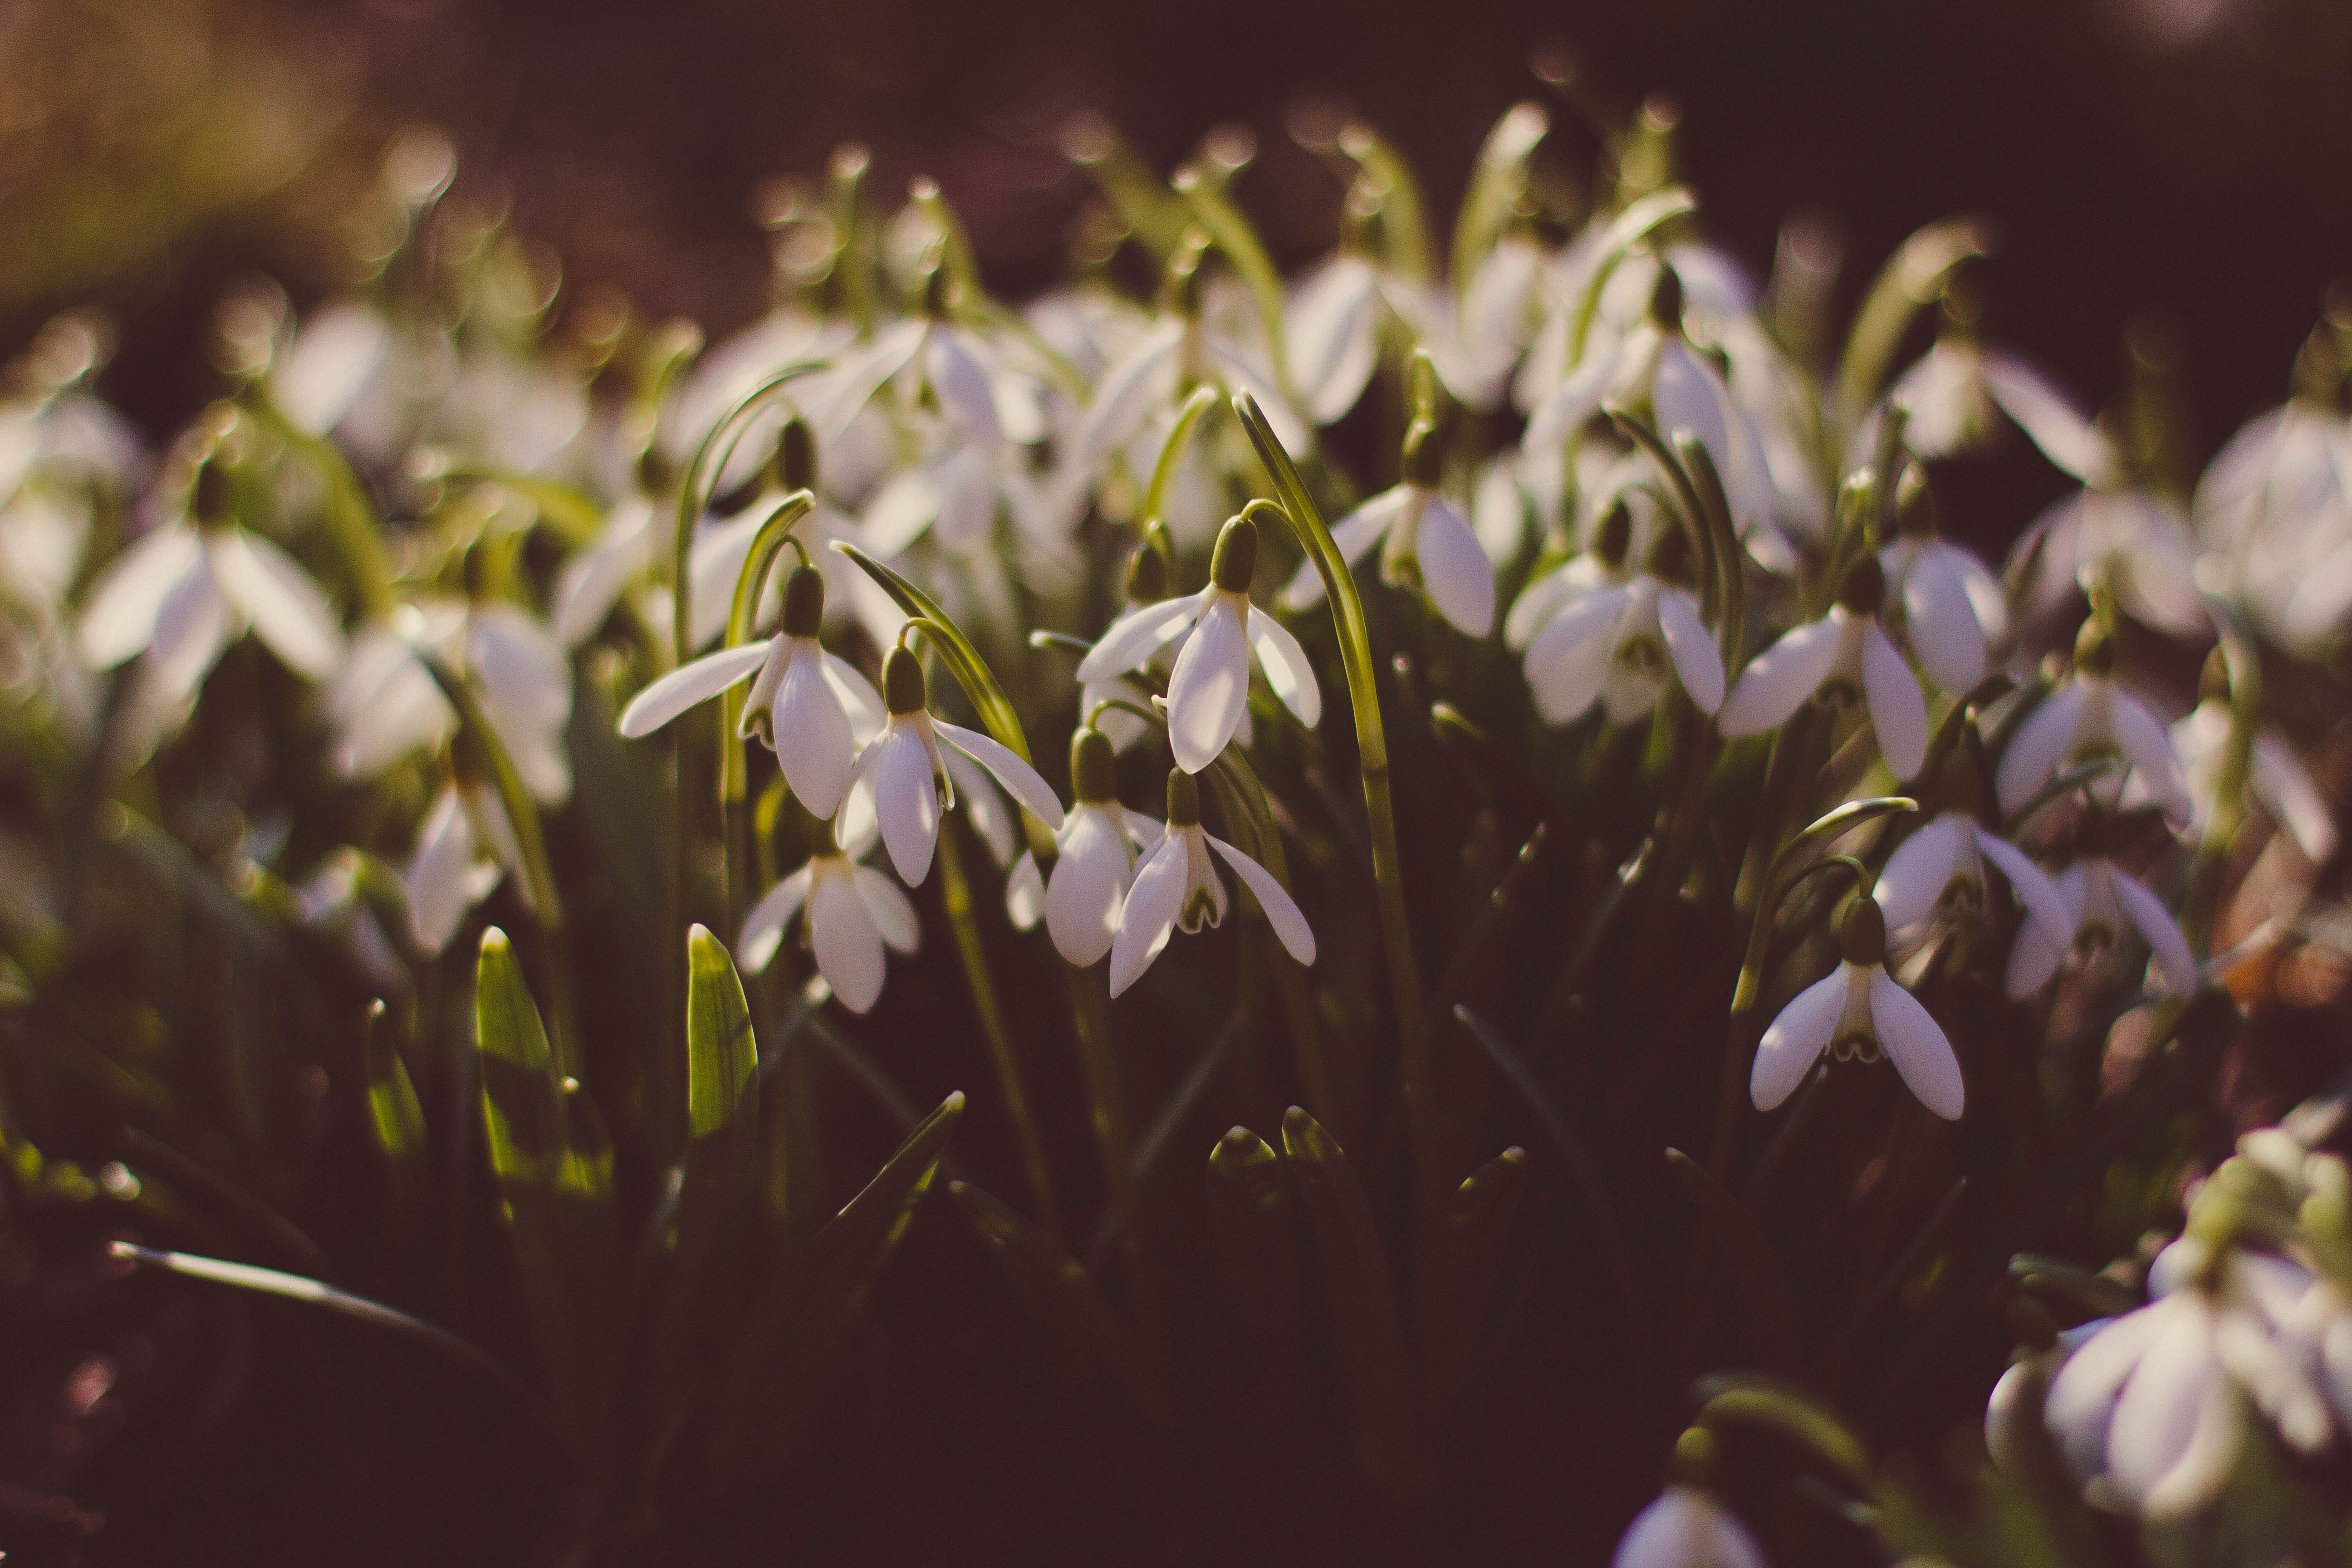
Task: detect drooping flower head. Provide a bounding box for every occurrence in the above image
[1720,555,1929,781]
[1107,768,1314,997]
[1878,469,2009,695]
[1520,507,1722,726]
[1751,895,1964,1119]
[2005,807,2198,1001]
[1008,725,1161,966]
[1994,619,2191,831]
[1279,417,1495,637]
[737,818,920,1015]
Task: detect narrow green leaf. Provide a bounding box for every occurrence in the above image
[1205,1127,1304,1421]
[1450,101,1547,301]
[950,1181,1124,1403]
[684,925,758,1141]
[475,927,566,1182]
[1835,216,1991,422]
[1415,1146,1529,1424]
[362,999,427,1165]
[1568,185,1697,364]
[1280,1106,1415,1492]
[1690,1374,1875,1484]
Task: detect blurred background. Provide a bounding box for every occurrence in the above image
[6,0,2352,1562]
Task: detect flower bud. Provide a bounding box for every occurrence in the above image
[1165,766,1201,828]
[774,417,818,494]
[1840,895,1886,965]
[1071,727,1117,803]
[1895,465,1937,539]
[780,565,826,637]
[1400,419,1446,489]
[1126,541,1168,604]
[2073,618,2116,677]
[194,461,237,529]
[1646,263,1684,334]
[1210,514,1259,593]
[883,645,927,715]
[2196,645,2230,706]
[1592,502,1633,570]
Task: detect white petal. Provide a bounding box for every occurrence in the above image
[1752,967,1846,1110]
[148,559,232,701]
[1073,591,1205,681]
[2045,1308,2159,1486]
[2112,867,2197,996]
[1207,833,1315,966]
[1720,617,1843,738]
[1005,850,1046,931]
[2111,691,2193,832]
[926,328,1003,447]
[2109,1305,2238,1515]
[1995,682,2086,818]
[1655,588,1723,714]
[1287,256,1381,425]
[404,787,480,954]
[941,748,1016,867]
[553,528,645,647]
[738,865,813,973]
[859,466,940,557]
[687,509,761,649]
[1108,834,1187,997]
[1244,608,1322,728]
[1611,1488,1768,1568]
[1503,559,1586,652]
[1861,624,1929,780]
[1981,352,2115,484]
[2006,906,2071,998]
[1524,583,1634,723]
[822,652,887,743]
[810,867,888,1012]
[617,641,773,737]
[210,532,346,680]
[1045,813,1129,966]
[1282,487,1406,612]
[1967,829,2070,952]
[78,524,202,668]
[1411,495,1497,637]
[875,724,942,886]
[274,303,389,436]
[1078,319,1184,465]
[853,865,922,952]
[771,642,857,818]
[1901,544,1989,695]
[1868,968,1964,1118]
[1164,594,1252,773]
[1876,816,1967,931]
[936,720,1064,831]
[811,318,927,448]
[468,604,571,730]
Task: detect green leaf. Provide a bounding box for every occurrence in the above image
[684,926,758,1142]
[1835,216,1991,422]
[1690,1374,1875,1484]
[475,928,566,1184]
[1279,1107,1415,1493]
[1205,1127,1303,1421]
[1665,1149,1803,1368]
[362,1000,426,1166]
[1568,185,1697,364]
[1415,1146,1529,1424]
[1450,101,1547,301]
[950,1181,1125,1403]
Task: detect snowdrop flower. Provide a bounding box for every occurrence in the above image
[1720,557,1930,782]
[2045,1240,2320,1515]
[617,566,884,818]
[1075,514,1321,774]
[1519,514,1721,726]
[328,598,573,804]
[552,482,662,649]
[1279,424,1495,636]
[736,825,919,1015]
[1074,259,1308,473]
[2004,811,2198,1000]
[838,645,1063,887]
[1006,727,1161,965]
[1891,333,2116,485]
[1107,769,1315,997]
[1877,475,2008,694]
[404,771,526,955]
[1280,236,1388,428]
[1610,1486,1768,1568]
[806,283,1027,455]
[1987,1319,2109,1482]
[2171,652,2337,863]
[2192,386,2352,649]
[1994,622,2191,830]
[2009,483,2204,637]
[1876,811,2073,945]
[269,300,392,441]
[1523,267,1785,568]
[1751,897,1963,1119]
[77,462,345,705]
[684,421,900,649]
[1079,545,1175,755]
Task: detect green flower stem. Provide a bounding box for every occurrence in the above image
[1141,384,1220,534]
[936,813,1064,1239]
[1833,218,1989,426]
[1334,123,1433,282]
[2182,607,2263,955]
[671,362,825,666]
[419,654,578,1076]
[1175,169,1295,402]
[1230,405,1430,1186]
[242,393,398,623]
[1567,186,1695,366]
[1067,965,1139,1239]
[716,490,814,939]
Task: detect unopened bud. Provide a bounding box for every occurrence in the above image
[1210,514,1259,593]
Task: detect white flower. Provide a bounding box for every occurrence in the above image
[293,848,406,992]
[1875,812,2074,943]
[736,828,919,1016]
[77,466,345,705]
[2171,685,2338,864]
[688,484,897,650]
[403,777,525,955]
[1519,514,1721,726]
[837,645,1063,887]
[2192,394,2352,649]
[1877,483,2009,694]
[1107,769,1314,997]
[1074,514,1322,774]
[2009,484,2205,637]
[2045,1242,2319,1516]
[270,300,392,440]
[552,488,661,649]
[328,598,573,804]
[1278,437,1496,637]
[2004,824,2198,1001]
[1610,1486,1768,1568]
[1006,727,1162,966]
[617,565,884,818]
[1891,337,2117,485]
[1283,251,1387,427]
[1994,624,2191,830]
[1750,897,1963,1119]
[1074,271,1309,472]
[1718,557,1929,782]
